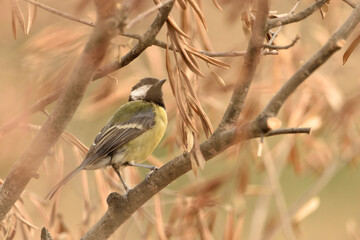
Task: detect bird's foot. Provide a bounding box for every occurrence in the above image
[145,167,159,183]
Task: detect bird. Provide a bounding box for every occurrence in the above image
[45,78,167,199]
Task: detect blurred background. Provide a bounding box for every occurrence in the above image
[1,0,360,239]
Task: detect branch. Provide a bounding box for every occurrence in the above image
[215,0,269,132]
[267,0,329,29]
[0,0,121,221]
[343,0,356,8]
[23,0,95,27]
[260,4,360,119]
[265,127,311,137]
[263,35,300,50]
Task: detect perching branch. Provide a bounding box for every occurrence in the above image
[267,0,329,29]
[0,0,121,221]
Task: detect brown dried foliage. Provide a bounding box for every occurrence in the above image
[1,0,360,239]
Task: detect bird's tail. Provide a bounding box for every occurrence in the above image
[45,165,84,200]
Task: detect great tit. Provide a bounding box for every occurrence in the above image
[46,78,167,199]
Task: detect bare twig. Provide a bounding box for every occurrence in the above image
[125,0,173,30]
[24,0,95,27]
[0,0,121,221]
[262,142,297,240]
[0,89,63,137]
[199,49,277,57]
[264,35,300,50]
[267,0,329,29]
[267,0,301,46]
[343,0,357,8]
[265,127,311,137]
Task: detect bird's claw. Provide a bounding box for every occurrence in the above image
[145,167,158,183]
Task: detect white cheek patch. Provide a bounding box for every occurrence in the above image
[130,85,151,100]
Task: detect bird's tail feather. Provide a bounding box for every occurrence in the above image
[45,165,84,200]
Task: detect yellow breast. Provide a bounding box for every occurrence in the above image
[120,104,167,164]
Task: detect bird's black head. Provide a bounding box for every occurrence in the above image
[129,78,166,108]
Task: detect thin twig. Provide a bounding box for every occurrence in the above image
[263,35,300,50]
[24,0,95,27]
[125,0,172,30]
[267,0,329,29]
[265,127,311,137]
[262,141,297,240]
[343,0,357,8]
[267,0,301,46]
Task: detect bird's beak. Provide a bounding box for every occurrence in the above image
[158,79,166,86]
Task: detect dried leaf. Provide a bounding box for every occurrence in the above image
[293,197,320,223]
[167,15,190,39]
[211,0,223,11]
[168,28,204,77]
[194,13,213,51]
[61,131,88,155]
[165,35,177,95]
[193,135,205,169]
[10,0,26,38]
[197,209,214,240]
[343,33,360,64]
[177,0,187,9]
[181,174,228,196]
[206,63,227,91]
[11,11,17,39]
[154,195,168,240]
[26,2,37,34]
[187,0,207,30]
[190,151,198,176]
[319,0,330,20]
[223,210,234,240]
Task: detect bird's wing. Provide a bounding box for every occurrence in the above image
[84,106,155,167]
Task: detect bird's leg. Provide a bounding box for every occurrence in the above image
[125,162,159,171]
[112,165,130,195]
[124,162,159,183]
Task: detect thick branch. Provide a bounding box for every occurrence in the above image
[0,0,120,221]
[216,0,269,132]
[261,4,360,118]
[267,0,328,29]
